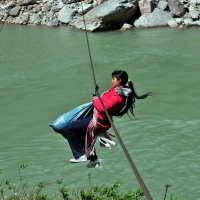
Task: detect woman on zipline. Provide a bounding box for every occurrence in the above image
[61,69,152,168]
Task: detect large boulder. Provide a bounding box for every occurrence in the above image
[58,5,75,24]
[74,0,138,31]
[168,0,186,17]
[78,3,93,14]
[9,6,21,17]
[134,8,174,27]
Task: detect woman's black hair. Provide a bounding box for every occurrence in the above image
[112,69,128,86]
[112,69,152,117]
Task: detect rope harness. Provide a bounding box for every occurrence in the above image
[80,2,153,200]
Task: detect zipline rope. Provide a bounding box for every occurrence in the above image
[81,4,98,90]
[0,16,7,32]
[80,1,153,200]
[0,10,9,32]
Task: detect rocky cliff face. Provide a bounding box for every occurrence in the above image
[0,0,200,31]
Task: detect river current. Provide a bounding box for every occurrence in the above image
[0,24,200,199]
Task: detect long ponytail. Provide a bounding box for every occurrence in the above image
[111,69,152,117]
[115,80,152,117]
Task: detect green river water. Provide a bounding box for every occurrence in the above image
[0,24,200,199]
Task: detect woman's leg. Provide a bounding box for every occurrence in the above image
[88,149,98,161]
[87,149,100,168]
[62,115,92,159]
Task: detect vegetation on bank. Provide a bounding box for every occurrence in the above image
[0,163,177,200]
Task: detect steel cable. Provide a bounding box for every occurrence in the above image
[80,2,152,199]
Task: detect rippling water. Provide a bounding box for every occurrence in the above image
[0,25,200,199]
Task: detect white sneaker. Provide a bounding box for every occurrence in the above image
[99,137,115,149]
[86,159,100,168]
[69,155,87,163]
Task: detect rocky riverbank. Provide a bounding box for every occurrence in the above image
[0,0,200,31]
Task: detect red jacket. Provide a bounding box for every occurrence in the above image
[93,87,126,122]
[85,87,126,157]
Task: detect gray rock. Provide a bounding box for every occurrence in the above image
[74,0,138,31]
[27,5,34,10]
[158,0,168,10]
[195,20,200,25]
[21,0,35,5]
[46,10,54,19]
[167,18,178,27]
[183,17,193,24]
[1,2,16,9]
[0,10,7,20]
[14,17,24,24]
[183,3,189,9]
[5,16,14,24]
[78,3,93,14]
[41,15,47,23]
[96,0,104,5]
[175,17,183,23]
[43,3,52,12]
[57,2,64,9]
[15,14,29,24]
[51,6,60,12]
[190,0,197,6]
[46,20,59,26]
[138,0,154,14]
[58,5,75,24]
[29,13,41,24]
[168,0,186,17]
[188,5,199,18]
[9,6,21,17]
[33,5,42,12]
[42,0,50,3]
[120,23,133,30]
[134,8,173,27]
[84,0,93,3]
